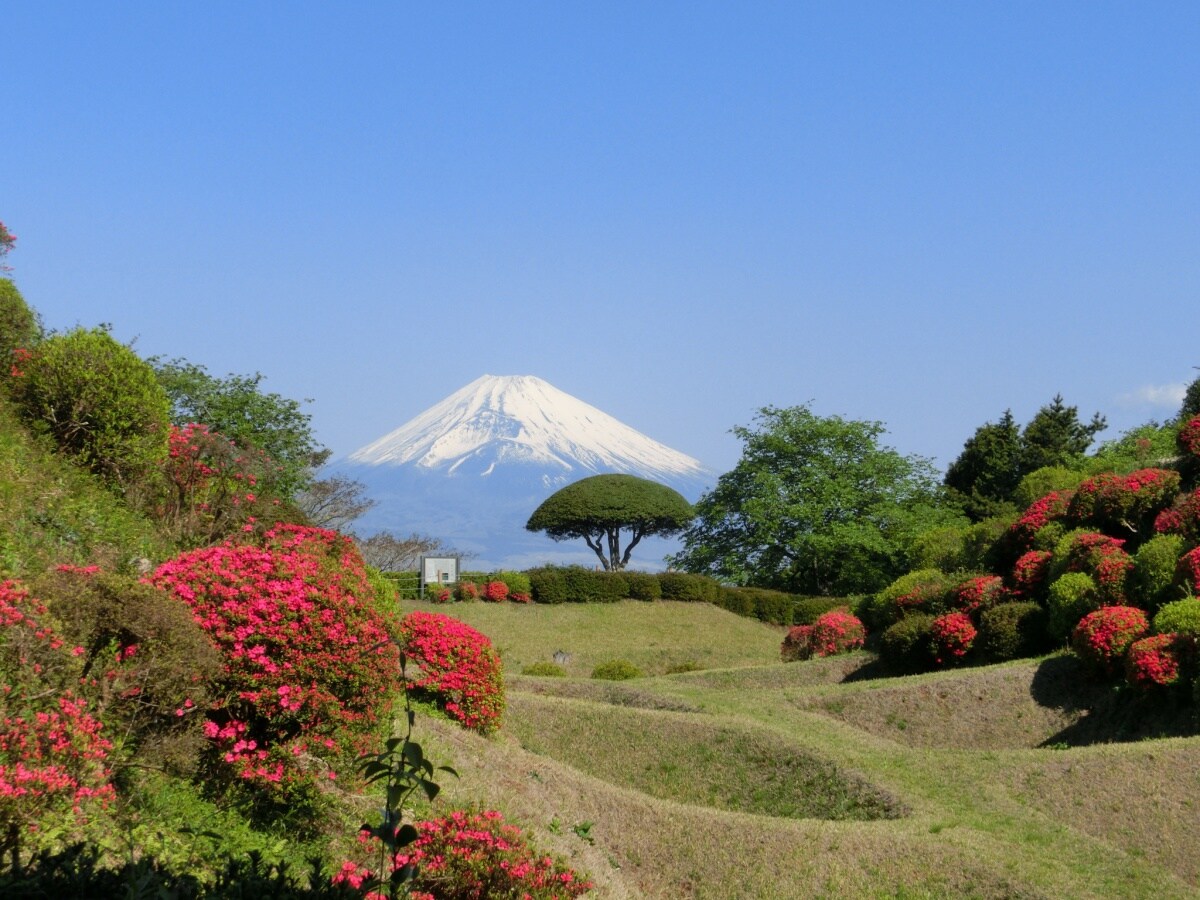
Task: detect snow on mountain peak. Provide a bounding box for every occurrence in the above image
[348,374,711,482]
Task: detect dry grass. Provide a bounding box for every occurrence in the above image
[415,600,1200,898]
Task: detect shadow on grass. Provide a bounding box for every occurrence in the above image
[1030,653,1196,747]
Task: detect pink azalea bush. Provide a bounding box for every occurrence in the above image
[0,581,116,842]
[483,580,509,602]
[335,808,591,900]
[1010,491,1074,548]
[952,575,1008,616]
[1060,532,1133,604]
[1154,489,1200,543]
[781,610,865,662]
[1071,606,1149,676]
[149,524,400,790]
[399,612,505,733]
[930,612,976,665]
[1068,468,1180,532]
[1011,550,1053,600]
[1178,415,1200,459]
[1125,633,1194,689]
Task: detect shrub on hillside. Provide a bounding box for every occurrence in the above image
[951,574,1008,617]
[482,580,508,602]
[1052,531,1133,605]
[1154,489,1200,543]
[454,580,480,601]
[793,595,860,625]
[1047,572,1102,641]
[1009,490,1075,549]
[1125,633,1195,690]
[399,611,504,733]
[1178,415,1200,460]
[527,566,568,603]
[1131,533,1187,612]
[623,570,662,601]
[150,525,401,795]
[0,279,40,381]
[591,659,643,680]
[9,327,170,488]
[879,612,936,674]
[977,601,1049,661]
[780,609,865,662]
[1176,547,1200,597]
[562,566,628,602]
[1071,606,1149,677]
[520,662,566,677]
[496,570,531,597]
[657,571,720,603]
[1013,467,1085,510]
[929,612,976,666]
[1152,598,1200,639]
[1010,550,1053,601]
[0,580,117,854]
[863,569,952,631]
[1067,468,1180,538]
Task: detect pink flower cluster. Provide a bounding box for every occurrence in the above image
[1061,532,1132,603]
[1071,606,1149,676]
[952,575,1007,615]
[930,612,976,665]
[483,580,509,602]
[0,581,115,833]
[399,612,505,733]
[335,808,592,900]
[1177,546,1200,590]
[1010,490,1074,547]
[1011,550,1053,599]
[149,524,400,786]
[1154,489,1200,542]
[1125,633,1193,689]
[1178,415,1200,458]
[781,610,866,662]
[1068,468,1180,528]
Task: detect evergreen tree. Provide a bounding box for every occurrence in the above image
[1018,394,1106,474]
[943,410,1021,519]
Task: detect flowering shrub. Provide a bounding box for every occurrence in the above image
[781,610,865,662]
[510,591,532,604]
[930,612,976,665]
[149,524,400,790]
[399,612,504,733]
[336,809,592,900]
[1071,606,1149,676]
[1067,468,1180,533]
[864,569,952,630]
[1125,633,1194,689]
[1011,550,1053,600]
[482,580,509,602]
[1058,532,1133,604]
[1177,546,1200,594]
[454,581,480,602]
[1154,489,1200,543]
[0,581,116,850]
[1010,491,1074,548]
[1178,415,1200,458]
[951,575,1007,617]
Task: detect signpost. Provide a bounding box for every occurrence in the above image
[419,556,460,598]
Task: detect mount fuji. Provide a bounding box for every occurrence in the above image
[328,375,717,570]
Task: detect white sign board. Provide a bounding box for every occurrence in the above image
[420,556,459,592]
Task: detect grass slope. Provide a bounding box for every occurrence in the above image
[420,598,1200,899]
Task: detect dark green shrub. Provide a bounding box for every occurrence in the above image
[623,571,662,601]
[977,601,1049,661]
[1047,572,1101,641]
[0,279,40,379]
[879,613,936,674]
[793,596,861,625]
[560,566,627,602]
[714,587,755,617]
[1153,597,1200,638]
[497,570,532,596]
[1132,533,1186,611]
[862,569,953,632]
[747,587,796,625]
[591,659,643,680]
[1031,521,1067,552]
[527,566,569,604]
[657,571,720,602]
[9,327,170,487]
[1014,466,1086,509]
[520,661,567,677]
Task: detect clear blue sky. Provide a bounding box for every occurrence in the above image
[4,3,1198,476]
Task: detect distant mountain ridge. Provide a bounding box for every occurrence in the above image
[331,375,716,570]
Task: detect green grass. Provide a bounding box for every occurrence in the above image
[422,599,1200,899]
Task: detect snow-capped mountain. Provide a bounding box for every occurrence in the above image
[329,375,716,570]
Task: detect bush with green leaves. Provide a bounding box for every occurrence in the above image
[657,571,720,603]
[0,279,40,380]
[520,662,567,677]
[1047,572,1102,641]
[976,601,1049,661]
[1131,533,1186,612]
[495,570,531,596]
[1152,597,1200,639]
[623,570,662,601]
[591,659,643,680]
[527,566,568,603]
[792,595,858,625]
[863,569,953,631]
[878,612,936,674]
[1071,606,1149,677]
[9,327,170,488]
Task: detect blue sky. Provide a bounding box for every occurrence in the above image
[4,3,1198,476]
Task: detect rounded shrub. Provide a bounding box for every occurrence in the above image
[1176,547,1200,598]
[793,595,859,626]
[1131,533,1186,612]
[951,574,1008,617]
[9,327,170,487]
[1047,572,1102,641]
[1009,490,1075,550]
[879,612,936,674]
[1051,531,1133,605]
[1067,468,1180,536]
[591,659,643,680]
[454,580,480,601]
[1152,597,1200,639]
[1154,489,1200,544]
[929,612,977,666]
[1011,550,1053,601]
[1013,468,1085,509]
[977,601,1049,661]
[560,566,627,602]
[482,580,508,602]
[400,610,505,733]
[1126,633,1195,689]
[863,569,952,631]
[0,278,40,378]
[780,609,865,662]
[496,570,531,597]
[657,571,719,603]
[520,661,567,677]
[527,566,568,603]
[1071,606,1149,677]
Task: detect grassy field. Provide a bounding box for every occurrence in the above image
[405,598,1200,899]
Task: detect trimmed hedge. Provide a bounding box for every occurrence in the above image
[657,571,720,603]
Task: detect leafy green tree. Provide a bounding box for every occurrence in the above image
[0,279,41,376]
[152,358,324,499]
[1018,394,1106,474]
[10,327,170,488]
[943,410,1021,520]
[1179,370,1200,422]
[526,474,694,571]
[0,220,15,274]
[671,405,960,596]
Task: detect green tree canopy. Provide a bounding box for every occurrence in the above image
[670,405,961,595]
[1180,370,1200,422]
[151,358,325,499]
[526,474,694,571]
[1018,394,1106,474]
[943,409,1021,520]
